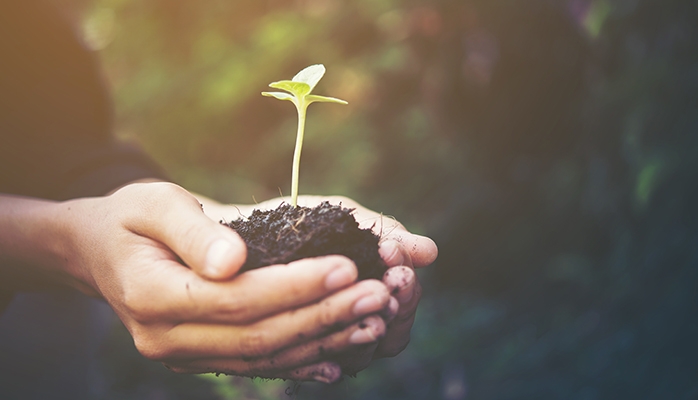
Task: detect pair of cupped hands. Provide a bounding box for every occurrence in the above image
[61,182,437,383]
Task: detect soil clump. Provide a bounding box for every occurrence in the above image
[225,201,385,280]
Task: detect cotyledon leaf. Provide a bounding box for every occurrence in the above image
[261,91,295,102]
[291,64,326,92]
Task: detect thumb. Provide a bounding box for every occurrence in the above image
[122,183,247,280]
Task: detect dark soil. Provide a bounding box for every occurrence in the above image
[224,201,386,280]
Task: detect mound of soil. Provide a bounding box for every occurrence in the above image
[225,201,386,280]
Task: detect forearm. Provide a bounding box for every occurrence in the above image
[0,179,237,290]
[0,194,88,293]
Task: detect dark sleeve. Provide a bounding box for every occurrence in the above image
[0,0,167,311]
[1,135,168,201]
[0,0,168,201]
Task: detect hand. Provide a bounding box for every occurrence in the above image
[217,195,438,375]
[54,183,393,382]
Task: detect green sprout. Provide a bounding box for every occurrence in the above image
[262,64,348,207]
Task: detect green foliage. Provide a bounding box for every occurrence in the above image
[84,0,462,224]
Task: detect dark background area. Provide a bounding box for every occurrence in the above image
[29,0,698,398]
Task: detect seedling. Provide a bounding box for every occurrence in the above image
[262,64,348,207]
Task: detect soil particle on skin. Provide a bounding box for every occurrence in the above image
[225,201,386,280]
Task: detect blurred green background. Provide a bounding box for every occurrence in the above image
[61,0,698,398]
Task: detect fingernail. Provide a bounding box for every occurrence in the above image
[379,241,403,266]
[325,264,357,291]
[353,294,384,316]
[205,239,236,277]
[349,326,377,344]
[387,267,415,303]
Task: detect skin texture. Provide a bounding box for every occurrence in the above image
[0,183,437,382]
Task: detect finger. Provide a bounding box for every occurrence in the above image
[391,272,422,323]
[334,342,379,377]
[374,278,422,358]
[123,255,358,324]
[121,182,247,280]
[378,240,413,268]
[373,314,415,359]
[150,280,391,359]
[257,315,386,371]
[383,296,399,324]
[382,266,416,304]
[342,201,436,268]
[380,233,437,268]
[175,316,386,377]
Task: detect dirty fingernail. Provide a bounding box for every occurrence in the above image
[353,294,384,316]
[325,264,357,291]
[205,239,236,277]
[349,326,377,344]
[388,267,415,303]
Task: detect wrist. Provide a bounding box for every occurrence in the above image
[0,194,97,295]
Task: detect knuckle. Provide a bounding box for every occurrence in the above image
[148,183,199,216]
[133,330,171,361]
[150,182,189,199]
[122,290,155,323]
[368,315,387,337]
[115,182,196,225]
[238,330,269,358]
[278,270,306,298]
[317,299,337,328]
[286,281,306,301]
[176,222,209,255]
[215,292,247,321]
[359,279,390,303]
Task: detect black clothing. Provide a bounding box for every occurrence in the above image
[0,0,164,200]
[0,2,166,397]
[0,0,166,310]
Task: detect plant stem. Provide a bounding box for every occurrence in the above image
[291,101,307,207]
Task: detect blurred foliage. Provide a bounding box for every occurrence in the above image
[82,0,467,231]
[58,0,698,398]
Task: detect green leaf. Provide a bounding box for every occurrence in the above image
[292,64,325,92]
[261,91,295,102]
[268,80,311,97]
[306,94,348,105]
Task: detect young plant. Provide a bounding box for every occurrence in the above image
[262,64,347,207]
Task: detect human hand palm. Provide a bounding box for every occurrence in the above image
[212,195,438,374]
[62,183,394,382]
